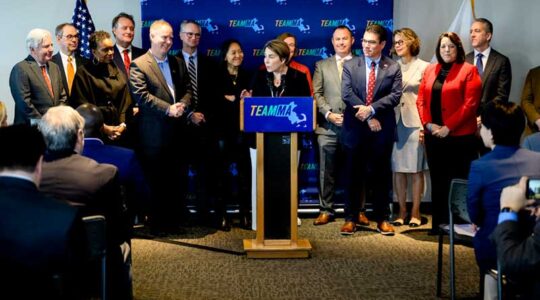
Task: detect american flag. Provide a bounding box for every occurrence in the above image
[71,0,95,59]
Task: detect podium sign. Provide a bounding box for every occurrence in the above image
[241,97,314,258]
[241,97,316,133]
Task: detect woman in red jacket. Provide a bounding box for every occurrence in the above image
[416,32,482,234]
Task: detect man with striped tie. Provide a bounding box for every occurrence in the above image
[178,20,223,229]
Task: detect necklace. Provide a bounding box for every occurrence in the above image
[231,73,238,86]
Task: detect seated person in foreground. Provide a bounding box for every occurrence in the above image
[38,105,132,299]
[0,124,84,299]
[490,177,540,299]
[467,100,540,276]
[77,103,150,226]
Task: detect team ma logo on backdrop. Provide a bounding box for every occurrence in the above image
[141,0,393,204]
[141,0,393,71]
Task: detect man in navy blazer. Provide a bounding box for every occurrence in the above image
[77,103,150,225]
[340,24,402,235]
[10,28,67,125]
[467,101,540,276]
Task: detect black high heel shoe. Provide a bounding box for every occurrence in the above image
[240,213,252,230]
[219,216,231,231]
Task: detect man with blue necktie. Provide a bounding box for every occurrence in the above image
[130,20,192,235]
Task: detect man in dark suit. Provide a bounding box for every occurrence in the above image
[466,18,512,114]
[37,106,131,299]
[77,103,150,226]
[9,28,67,125]
[340,24,402,235]
[130,20,191,235]
[112,12,146,79]
[178,20,222,228]
[0,124,83,299]
[51,23,88,96]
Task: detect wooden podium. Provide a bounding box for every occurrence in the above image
[240,97,314,258]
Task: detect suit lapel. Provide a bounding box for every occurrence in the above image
[168,55,181,96]
[27,57,54,100]
[373,57,389,100]
[146,53,174,100]
[328,56,341,87]
[357,57,367,101]
[482,51,498,84]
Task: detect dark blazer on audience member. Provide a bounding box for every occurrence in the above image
[40,153,127,246]
[51,52,88,95]
[0,176,82,298]
[465,49,512,113]
[490,219,540,299]
[340,55,402,148]
[9,56,67,125]
[114,45,146,79]
[467,146,540,271]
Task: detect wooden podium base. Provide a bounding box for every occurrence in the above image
[243,239,312,258]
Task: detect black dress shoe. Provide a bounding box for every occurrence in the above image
[241,215,252,230]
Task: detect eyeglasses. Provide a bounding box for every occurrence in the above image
[393,40,405,46]
[63,34,79,40]
[361,39,379,46]
[182,32,201,38]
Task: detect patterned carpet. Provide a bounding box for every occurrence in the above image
[131,216,480,300]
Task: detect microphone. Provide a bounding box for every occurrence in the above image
[279,76,286,97]
[266,72,275,97]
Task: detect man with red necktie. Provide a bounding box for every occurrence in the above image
[340,24,403,236]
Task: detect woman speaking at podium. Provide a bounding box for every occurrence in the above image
[241,39,310,236]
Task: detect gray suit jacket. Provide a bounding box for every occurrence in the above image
[313,55,347,136]
[51,52,87,96]
[129,51,191,149]
[465,48,511,112]
[9,55,67,124]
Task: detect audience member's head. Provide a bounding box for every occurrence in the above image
[26,28,54,64]
[112,12,136,48]
[435,32,465,64]
[362,24,388,59]
[76,103,104,138]
[0,124,46,183]
[392,27,421,57]
[0,101,8,127]
[89,31,114,64]
[470,18,493,51]
[480,100,525,148]
[149,20,174,59]
[38,106,85,154]
[219,39,244,68]
[276,32,297,62]
[179,20,202,51]
[54,23,79,56]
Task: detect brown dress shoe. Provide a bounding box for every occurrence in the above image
[377,221,395,236]
[313,213,334,225]
[358,212,370,226]
[340,221,356,235]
